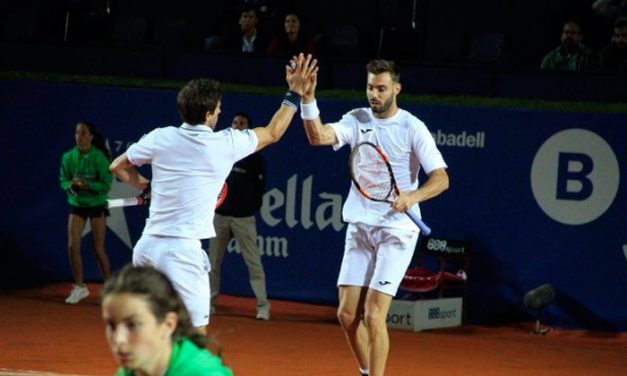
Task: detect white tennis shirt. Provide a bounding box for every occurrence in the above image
[330,107,447,231]
[127,123,258,239]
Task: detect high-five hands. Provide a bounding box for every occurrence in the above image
[286,53,318,96]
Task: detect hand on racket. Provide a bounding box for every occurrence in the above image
[108,183,228,209]
[107,185,151,208]
[349,141,432,235]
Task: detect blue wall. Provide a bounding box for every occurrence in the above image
[0,79,625,331]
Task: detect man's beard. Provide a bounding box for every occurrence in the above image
[561,38,578,53]
[371,96,394,114]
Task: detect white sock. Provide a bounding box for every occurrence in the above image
[359,367,369,375]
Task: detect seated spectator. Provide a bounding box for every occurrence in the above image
[540,20,594,71]
[598,17,627,71]
[220,4,270,54]
[592,0,627,21]
[267,11,316,56]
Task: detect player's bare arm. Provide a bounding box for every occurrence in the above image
[303,118,338,146]
[254,53,318,151]
[393,168,449,212]
[109,152,150,191]
[300,65,338,146]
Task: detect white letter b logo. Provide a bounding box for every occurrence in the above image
[531,129,619,225]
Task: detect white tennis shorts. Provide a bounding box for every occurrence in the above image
[337,222,419,296]
[132,234,211,327]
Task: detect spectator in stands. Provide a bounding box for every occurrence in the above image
[102,265,233,375]
[208,112,270,321]
[592,0,627,22]
[267,11,316,56]
[59,121,113,304]
[598,17,627,71]
[540,20,594,71]
[219,4,270,54]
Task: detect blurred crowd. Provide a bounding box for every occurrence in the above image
[1,0,625,73]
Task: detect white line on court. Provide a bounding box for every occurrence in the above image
[0,369,94,376]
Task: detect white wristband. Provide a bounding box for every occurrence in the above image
[300,100,320,120]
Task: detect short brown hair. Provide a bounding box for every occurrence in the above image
[176,79,223,125]
[366,59,400,83]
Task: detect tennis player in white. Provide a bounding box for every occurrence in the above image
[109,53,318,335]
[300,59,449,376]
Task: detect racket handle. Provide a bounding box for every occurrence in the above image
[405,210,432,236]
[107,197,142,208]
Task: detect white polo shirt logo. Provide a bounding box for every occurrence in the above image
[530,128,620,225]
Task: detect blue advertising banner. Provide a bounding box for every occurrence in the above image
[0,79,625,331]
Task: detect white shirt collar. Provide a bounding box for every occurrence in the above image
[242,34,257,52]
[180,122,213,132]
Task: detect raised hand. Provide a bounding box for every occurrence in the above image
[302,69,318,103]
[286,53,318,96]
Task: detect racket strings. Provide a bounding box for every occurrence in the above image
[352,146,393,200]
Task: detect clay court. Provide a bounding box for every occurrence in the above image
[0,283,625,375]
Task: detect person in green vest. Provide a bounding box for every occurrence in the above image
[102,264,234,376]
[59,121,113,304]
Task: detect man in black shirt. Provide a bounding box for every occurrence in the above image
[209,112,270,320]
[221,4,270,54]
[598,17,627,72]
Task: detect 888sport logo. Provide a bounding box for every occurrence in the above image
[426,238,448,252]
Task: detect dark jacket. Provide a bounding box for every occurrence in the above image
[216,152,265,217]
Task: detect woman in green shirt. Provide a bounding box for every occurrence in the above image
[102,265,234,376]
[59,121,113,304]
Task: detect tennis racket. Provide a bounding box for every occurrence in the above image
[107,183,229,209]
[349,141,432,235]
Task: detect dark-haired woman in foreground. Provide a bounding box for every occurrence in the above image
[102,265,233,375]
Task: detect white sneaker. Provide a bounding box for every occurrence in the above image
[256,303,271,321]
[65,284,89,304]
